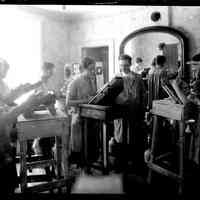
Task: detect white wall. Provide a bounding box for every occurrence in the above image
[12,6,200,88]
[172,6,200,57]
[17,6,70,91]
[67,6,169,79]
[41,19,69,91]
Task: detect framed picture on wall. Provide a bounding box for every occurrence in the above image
[72,63,81,75]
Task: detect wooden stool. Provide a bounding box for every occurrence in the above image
[16,111,70,193]
[147,100,185,196]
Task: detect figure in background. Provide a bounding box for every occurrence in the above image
[56,64,73,114]
[66,57,98,166]
[148,55,168,109]
[132,57,145,75]
[158,42,166,55]
[60,64,73,97]
[35,62,56,94]
[113,54,146,175]
[32,62,56,179]
[148,57,156,76]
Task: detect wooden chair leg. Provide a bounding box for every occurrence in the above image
[102,122,109,175]
[20,140,27,193]
[178,121,185,196]
[62,121,70,179]
[83,119,90,173]
[55,136,62,193]
[147,115,159,184]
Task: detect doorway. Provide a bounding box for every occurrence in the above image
[163,43,179,71]
[82,46,109,90]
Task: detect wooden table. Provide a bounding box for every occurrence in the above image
[17,110,70,193]
[79,104,128,174]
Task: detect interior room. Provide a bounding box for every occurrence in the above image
[0,4,200,197]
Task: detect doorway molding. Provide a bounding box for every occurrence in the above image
[80,39,115,80]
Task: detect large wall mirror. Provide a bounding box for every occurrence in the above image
[119,26,189,81]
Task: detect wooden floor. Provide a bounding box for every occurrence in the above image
[14,161,199,198]
[15,163,48,193]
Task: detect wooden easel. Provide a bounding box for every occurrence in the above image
[147,99,185,195]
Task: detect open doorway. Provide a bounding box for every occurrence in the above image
[163,43,179,71]
[82,46,109,90]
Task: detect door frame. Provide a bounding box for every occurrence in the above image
[80,39,115,81]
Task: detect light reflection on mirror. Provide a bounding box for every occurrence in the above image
[124,32,182,73]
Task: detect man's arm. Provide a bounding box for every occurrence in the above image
[0,93,46,157]
[3,81,44,105]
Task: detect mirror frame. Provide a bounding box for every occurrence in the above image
[119,26,189,82]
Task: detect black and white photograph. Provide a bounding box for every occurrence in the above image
[0,2,199,199]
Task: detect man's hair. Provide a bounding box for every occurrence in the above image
[192,53,200,62]
[136,57,143,64]
[156,55,166,66]
[82,57,95,69]
[158,42,166,50]
[65,66,71,75]
[118,54,132,64]
[42,62,55,71]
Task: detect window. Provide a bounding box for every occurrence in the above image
[0,7,41,88]
[0,7,42,104]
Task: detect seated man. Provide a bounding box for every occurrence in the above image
[113,54,146,175]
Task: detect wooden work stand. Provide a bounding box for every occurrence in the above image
[17,110,70,193]
[147,100,185,195]
[79,104,128,175]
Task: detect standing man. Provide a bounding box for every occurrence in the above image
[66,57,98,166]
[148,55,168,109]
[60,64,73,97]
[113,54,147,175]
